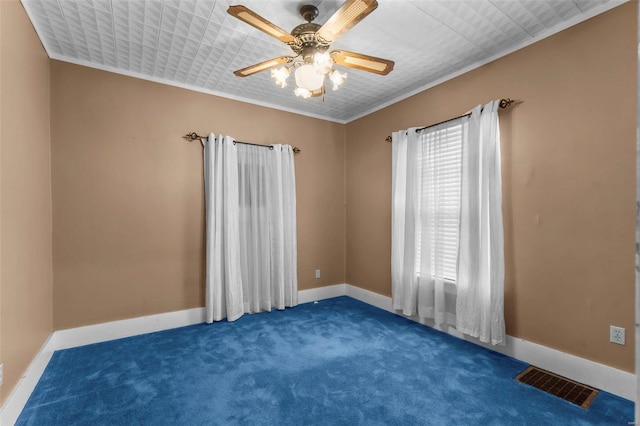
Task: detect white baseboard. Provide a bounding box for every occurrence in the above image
[298,284,346,304]
[1,283,635,425]
[343,284,636,402]
[50,307,206,351]
[345,285,393,311]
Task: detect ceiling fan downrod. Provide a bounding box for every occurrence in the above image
[299,5,319,23]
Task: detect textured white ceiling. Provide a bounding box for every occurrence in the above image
[22,0,624,123]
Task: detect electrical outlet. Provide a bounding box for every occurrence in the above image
[315,269,321,279]
[610,326,625,345]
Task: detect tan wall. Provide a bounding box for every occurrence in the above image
[346,3,637,372]
[0,0,53,404]
[51,61,346,330]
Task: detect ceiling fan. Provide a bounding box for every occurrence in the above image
[227,0,394,99]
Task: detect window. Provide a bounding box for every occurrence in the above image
[414,121,463,283]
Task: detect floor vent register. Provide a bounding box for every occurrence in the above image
[515,366,598,409]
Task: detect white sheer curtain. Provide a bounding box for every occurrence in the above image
[456,101,505,345]
[203,134,298,323]
[391,100,505,345]
[391,120,464,325]
[391,127,419,316]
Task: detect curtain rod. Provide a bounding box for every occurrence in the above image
[183,132,301,154]
[384,98,514,143]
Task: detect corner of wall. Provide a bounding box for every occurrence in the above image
[342,123,348,285]
[0,0,53,408]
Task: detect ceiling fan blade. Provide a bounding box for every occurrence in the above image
[233,56,294,77]
[330,50,394,75]
[316,0,378,43]
[228,5,296,43]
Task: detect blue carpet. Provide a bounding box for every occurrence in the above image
[17,296,633,425]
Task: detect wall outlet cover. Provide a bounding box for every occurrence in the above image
[609,325,625,345]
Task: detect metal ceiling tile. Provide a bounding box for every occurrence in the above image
[574,0,610,13]
[21,0,626,123]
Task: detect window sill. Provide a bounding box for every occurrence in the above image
[416,276,457,295]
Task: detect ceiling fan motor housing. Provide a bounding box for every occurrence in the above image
[290,22,327,55]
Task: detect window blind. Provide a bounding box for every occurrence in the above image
[415,121,463,282]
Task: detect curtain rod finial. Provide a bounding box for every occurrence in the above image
[499,98,514,109]
[184,132,203,141]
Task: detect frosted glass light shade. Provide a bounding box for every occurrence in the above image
[294,64,325,91]
[329,69,347,90]
[313,52,333,75]
[294,87,312,98]
[271,66,290,88]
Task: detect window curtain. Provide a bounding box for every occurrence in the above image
[203,134,298,323]
[391,100,505,345]
[391,120,464,326]
[391,127,418,317]
[456,101,505,345]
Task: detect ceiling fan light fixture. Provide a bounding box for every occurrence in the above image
[313,52,333,75]
[295,63,325,92]
[228,1,393,100]
[271,66,290,88]
[294,87,313,98]
[329,69,347,90]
